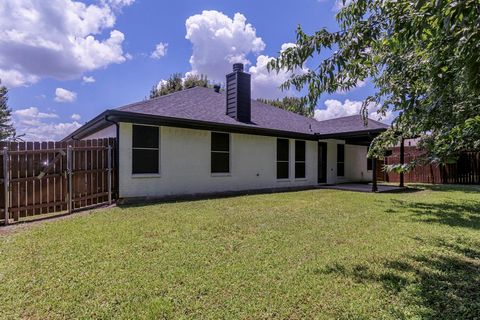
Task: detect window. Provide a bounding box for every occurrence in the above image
[277,138,289,179]
[132,125,159,174]
[337,144,345,177]
[295,140,306,178]
[211,132,230,173]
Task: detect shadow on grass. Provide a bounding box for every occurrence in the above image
[412,184,480,194]
[320,238,480,319]
[390,199,480,230]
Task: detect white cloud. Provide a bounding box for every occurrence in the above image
[101,0,135,9]
[71,113,81,121]
[249,43,308,99]
[150,42,168,59]
[314,99,394,124]
[82,75,95,83]
[0,0,133,87]
[155,79,168,91]
[19,121,82,141]
[185,11,307,99]
[55,88,77,103]
[14,107,58,120]
[185,10,265,83]
[13,107,81,140]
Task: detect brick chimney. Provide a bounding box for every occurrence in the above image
[226,63,251,123]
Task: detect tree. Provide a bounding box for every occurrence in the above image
[149,73,183,99]
[268,0,480,163]
[149,73,210,99]
[183,74,209,89]
[0,80,16,141]
[257,96,313,117]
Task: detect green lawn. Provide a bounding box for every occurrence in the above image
[1,185,479,319]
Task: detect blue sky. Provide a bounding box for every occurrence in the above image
[2,0,385,140]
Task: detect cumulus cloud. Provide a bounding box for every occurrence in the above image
[0,0,133,87]
[101,0,135,9]
[185,11,307,98]
[13,107,81,140]
[185,10,265,82]
[14,107,58,120]
[249,43,308,99]
[19,121,82,141]
[82,75,95,83]
[55,88,77,103]
[314,99,394,124]
[150,42,168,59]
[71,113,81,121]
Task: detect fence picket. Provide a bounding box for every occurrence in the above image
[385,147,480,185]
[2,138,117,224]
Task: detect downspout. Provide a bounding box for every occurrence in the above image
[105,115,120,200]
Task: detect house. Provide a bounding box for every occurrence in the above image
[65,63,389,200]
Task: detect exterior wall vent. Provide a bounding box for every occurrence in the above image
[226,63,251,123]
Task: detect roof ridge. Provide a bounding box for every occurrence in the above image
[316,114,386,123]
[253,99,319,123]
[116,86,205,111]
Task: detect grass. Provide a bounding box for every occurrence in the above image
[0,184,479,319]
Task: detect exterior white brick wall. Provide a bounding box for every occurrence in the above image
[118,123,320,198]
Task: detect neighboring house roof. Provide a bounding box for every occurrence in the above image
[64,86,389,141]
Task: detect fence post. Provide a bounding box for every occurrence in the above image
[107,144,112,205]
[3,147,9,225]
[67,145,73,213]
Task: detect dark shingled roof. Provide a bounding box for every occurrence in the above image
[315,115,389,135]
[116,86,388,136]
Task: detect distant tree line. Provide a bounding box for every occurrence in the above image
[149,73,211,99]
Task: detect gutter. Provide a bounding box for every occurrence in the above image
[61,110,112,141]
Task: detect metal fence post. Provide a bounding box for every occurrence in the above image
[107,144,112,205]
[67,145,73,213]
[3,147,9,225]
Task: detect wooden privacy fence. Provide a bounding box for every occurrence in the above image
[0,138,117,225]
[385,147,480,184]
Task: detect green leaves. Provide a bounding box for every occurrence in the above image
[269,0,480,164]
[149,73,211,99]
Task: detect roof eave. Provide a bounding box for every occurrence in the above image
[315,128,387,140]
[63,108,388,142]
[61,110,112,141]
